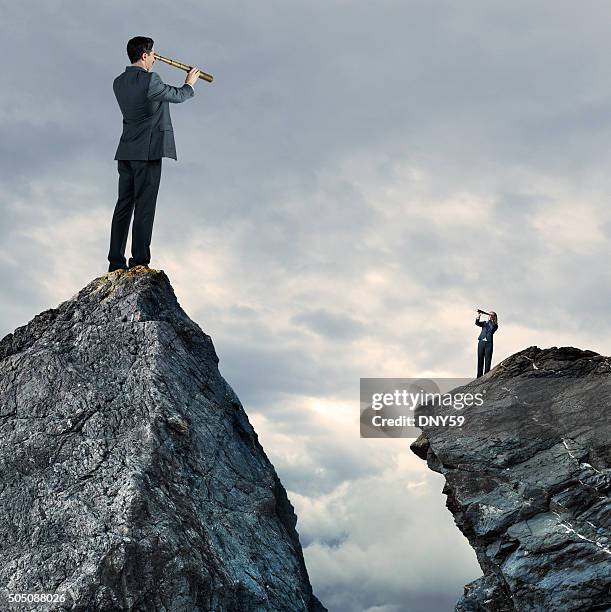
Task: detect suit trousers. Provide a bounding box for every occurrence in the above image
[108,159,162,269]
[477,339,493,378]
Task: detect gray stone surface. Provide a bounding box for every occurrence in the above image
[0,267,326,612]
[412,346,611,612]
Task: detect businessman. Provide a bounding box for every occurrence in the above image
[475,310,498,377]
[108,36,200,272]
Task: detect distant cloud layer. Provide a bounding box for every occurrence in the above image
[2,2,610,610]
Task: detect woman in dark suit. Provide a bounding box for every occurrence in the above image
[475,310,498,377]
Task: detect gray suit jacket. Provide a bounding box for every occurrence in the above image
[475,318,498,342]
[113,65,194,161]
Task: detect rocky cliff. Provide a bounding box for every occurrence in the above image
[0,267,326,612]
[411,346,610,611]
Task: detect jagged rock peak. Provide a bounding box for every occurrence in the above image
[411,345,611,612]
[0,267,326,612]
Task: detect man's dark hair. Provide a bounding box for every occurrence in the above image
[127,36,154,64]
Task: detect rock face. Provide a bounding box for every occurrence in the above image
[411,346,611,612]
[0,268,326,612]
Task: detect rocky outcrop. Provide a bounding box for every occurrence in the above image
[0,267,326,612]
[411,346,610,611]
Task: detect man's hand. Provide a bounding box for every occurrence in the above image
[185,67,201,87]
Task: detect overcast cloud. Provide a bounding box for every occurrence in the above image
[2,2,611,610]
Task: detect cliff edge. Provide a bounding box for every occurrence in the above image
[0,267,326,612]
[411,346,610,611]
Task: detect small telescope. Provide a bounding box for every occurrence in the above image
[476,309,492,316]
[154,52,214,83]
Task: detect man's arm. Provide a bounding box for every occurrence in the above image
[147,72,195,103]
[475,317,484,327]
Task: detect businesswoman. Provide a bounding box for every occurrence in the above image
[475,311,498,377]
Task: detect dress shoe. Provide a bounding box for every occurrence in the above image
[108,264,128,272]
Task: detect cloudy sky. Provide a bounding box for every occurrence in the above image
[2,1,611,610]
